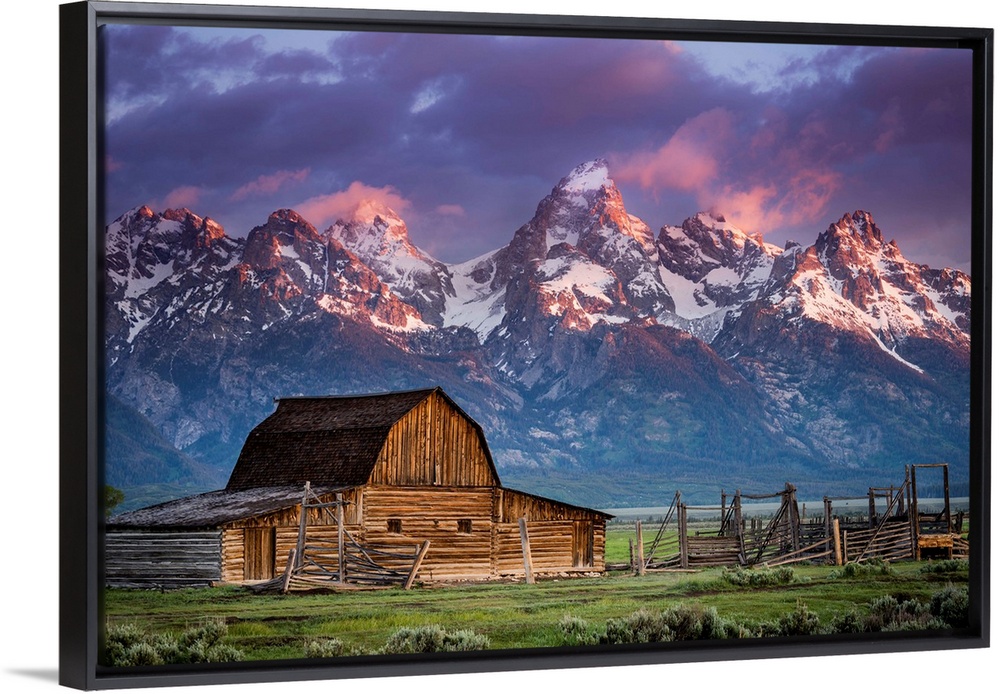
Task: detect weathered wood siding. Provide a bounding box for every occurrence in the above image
[362,486,494,580]
[221,528,244,583]
[369,391,496,487]
[219,489,362,582]
[493,488,607,574]
[494,521,606,574]
[106,531,222,588]
[497,488,606,522]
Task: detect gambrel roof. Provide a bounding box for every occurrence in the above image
[225,387,500,491]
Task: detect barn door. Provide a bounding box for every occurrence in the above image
[572,521,594,568]
[244,527,276,580]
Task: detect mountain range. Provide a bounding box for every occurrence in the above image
[103,160,971,510]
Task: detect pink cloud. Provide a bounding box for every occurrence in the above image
[592,49,679,97]
[105,155,124,173]
[295,182,413,228]
[711,168,841,234]
[613,108,734,194]
[230,168,310,201]
[612,105,844,235]
[435,204,466,217]
[160,185,204,210]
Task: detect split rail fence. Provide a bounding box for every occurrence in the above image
[630,463,967,573]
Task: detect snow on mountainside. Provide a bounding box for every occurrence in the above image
[102,160,973,507]
[521,159,672,319]
[433,159,670,344]
[442,249,508,340]
[105,205,242,360]
[242,208,428,332]
[326,201,455,324]
[656,212,783,341]
[740,210,970,373]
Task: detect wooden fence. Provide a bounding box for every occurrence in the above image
[254,483,430,592]
[630,463,967,573]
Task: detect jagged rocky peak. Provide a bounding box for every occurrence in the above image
[818,210,894,256]
[106,204,240,285]
[662,211,779,256]
[346,198,406,228]
[161,207,227,247]
[812,210,907,297]
[658,211,781,286]
[327,199,416,260]
[263,208,321,236]
[557,158,613,194]
[242,208,324,270]
[133,204,156,220]
[526,159,638,249]
[326,198,455,325]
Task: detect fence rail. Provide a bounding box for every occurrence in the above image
[632,464,966,572]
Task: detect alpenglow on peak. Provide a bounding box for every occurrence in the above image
[558,159,613,194]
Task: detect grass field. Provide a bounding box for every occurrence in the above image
[104,558,970,663]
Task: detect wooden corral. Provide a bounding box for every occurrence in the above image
[632,464,967,572]
[107,387,611,588]
[640,484,830,571]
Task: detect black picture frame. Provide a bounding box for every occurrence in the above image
[59,1,991,690]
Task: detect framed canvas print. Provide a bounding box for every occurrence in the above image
[59,0,991,690]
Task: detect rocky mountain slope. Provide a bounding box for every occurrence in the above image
[103,161,971,509]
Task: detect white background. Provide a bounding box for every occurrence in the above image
[1,1,995,692]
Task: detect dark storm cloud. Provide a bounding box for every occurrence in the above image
[102,24,974,268]
[102,25,264,105]
[256,49,338,78]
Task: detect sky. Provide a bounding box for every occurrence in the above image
[101,23,975,270]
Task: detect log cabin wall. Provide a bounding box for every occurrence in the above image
[369,391,496,487]
[497,489,607,522]
[220,489,362,582]
[494,521,606,574]
[106,530,222,588]
[494,489,608,574]
[362,486,495,580]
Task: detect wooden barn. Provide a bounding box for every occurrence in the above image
[106,387,611,588]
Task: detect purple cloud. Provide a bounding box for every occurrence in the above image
[100,24,974,269]
[230,168,311,202]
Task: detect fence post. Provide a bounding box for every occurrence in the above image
[734,491,745,565]
[636,520,645,576]
[336,492,345,584]
[787,483,801,552]
[679,504,689,570]
[295,481,311,570]
[832,517,842,566]
[281,548,296,593]
[519,516,535,584]
[943,464,952,533]
[906,465,918,559]
[824,498,832,559]
[404,541,431,590]
[721,490,727,534]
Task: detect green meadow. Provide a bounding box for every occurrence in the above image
[103,555,970,664]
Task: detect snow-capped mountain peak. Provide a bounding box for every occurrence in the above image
[326,199,455,323]
[557,158,613,195]
[655,212,782,338]
[721,209,970,378]
[346,198,407,231]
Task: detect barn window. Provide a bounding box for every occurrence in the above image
[457,519,472,534]
[387,519,402,534]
